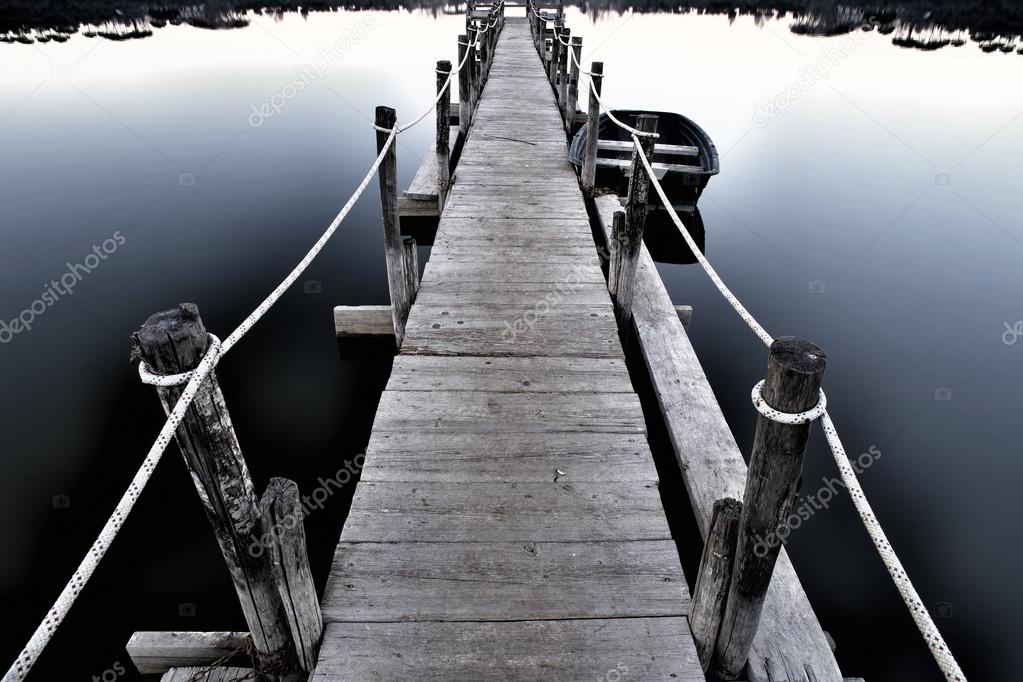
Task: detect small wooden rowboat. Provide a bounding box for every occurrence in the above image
[569,110,720,210]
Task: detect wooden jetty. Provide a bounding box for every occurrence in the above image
[318,15,704,681]
[119,6,863,682]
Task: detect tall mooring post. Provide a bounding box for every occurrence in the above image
[436,59,452,210]
[714,337,828,678]
[581,61,603,193]
[611,113,657,325]
[374,105,412,347]
[131,303,321,679]
[557,27,570,122]
[566,36,582,134]
[457,35,471,140]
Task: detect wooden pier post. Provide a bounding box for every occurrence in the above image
[548,18,563,85]
[581,61,603,193]
[436,59,452,210]
[457,35,470,140]
[567,36,582,133]
[131,304,312,678]
[613,113,658,324]
[403,237,419,305]
[714,337,828,679]
[468,26,479,117]
[260,478,324,672]
[375,105,411,347]
[557,28,570,122]
[689,498,742,672]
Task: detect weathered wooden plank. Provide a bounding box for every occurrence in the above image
[322,540,688,622]
[386,355,632,392]
[160,667,253,682]
[371,390,643,433]
[362,431,657,482]
[420,260,604,284]
[127,631,249,675]
[415,281,612,306]
[311,618,703,681]
[341,481,669,543]
[397,194,439,218]
[333,305,393,337]
[599,139,700,156]
[595,194,842,682]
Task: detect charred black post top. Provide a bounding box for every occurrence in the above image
[130,302,209,373]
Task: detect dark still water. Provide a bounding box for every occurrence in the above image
[1,5,1020,681]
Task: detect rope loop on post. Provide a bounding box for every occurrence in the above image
[137,334,223,387]
[750,380,828,424]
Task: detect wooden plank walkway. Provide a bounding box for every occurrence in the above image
[312,18,705,681]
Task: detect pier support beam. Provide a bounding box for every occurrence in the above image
[581,61,603,193]
[131,304,319,678]
[375,105,412,347]
[714,337,828,679]
[567,36,582,134]
[613,113,658,324]
[436,59,452,210]
[689,497,742,671]
[557,28,570,123]
[457,35,470,140]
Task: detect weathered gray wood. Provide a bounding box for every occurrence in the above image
[581,61,603,192]
[457,35,470,139]
[566,36,582,133]
[676,304,694,329]
[375,106,410,348]
[690,497,742,672]
[402,237,419,305]
[261,478,323,672]
[312,618,703,681]
[371,389,644,433]
[599,139,700,156]
[322,540,687,622]
[598,156,703,176]
[557,28,570,123]
[333,305,393,337]
[436,59,452,210]
[594,195,842,682]
[362,431,656,482]
[314,22,703,680]
[716,337,828,680]
[341,481,669,543]
[397,194,439,218]
[126,631,249,675]
[161,667,254,682]
[386,355,632,393]
[130,304,299,678]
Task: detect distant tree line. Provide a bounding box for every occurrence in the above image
[1,0,1020,53]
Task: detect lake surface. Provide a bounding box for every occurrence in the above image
[1,4,1020,680]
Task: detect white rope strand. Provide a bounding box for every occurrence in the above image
[631,135,966,682]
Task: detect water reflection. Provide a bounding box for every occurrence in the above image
[3,0,1023,55]
[644,207,705,264]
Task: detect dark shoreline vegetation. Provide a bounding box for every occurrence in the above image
[1,0,1022,54]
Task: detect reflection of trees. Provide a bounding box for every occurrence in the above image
[1,0,1021,55]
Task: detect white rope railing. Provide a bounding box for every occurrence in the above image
[630,135,966,682]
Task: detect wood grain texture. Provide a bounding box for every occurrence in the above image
[312,618,704,681]
[313,21,701,681]
[127,631,249,675]
[322,540,688,622]
[595,194,842,681]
